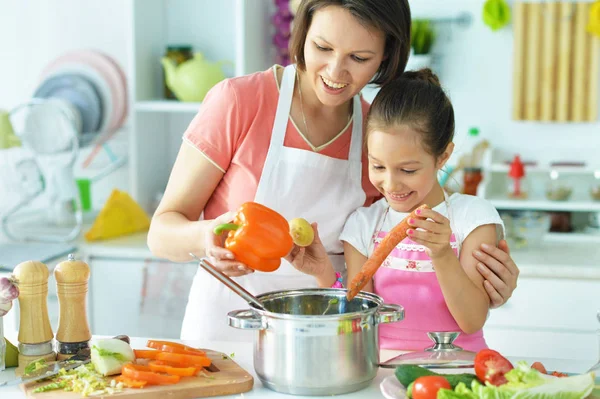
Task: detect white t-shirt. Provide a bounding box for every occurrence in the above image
[340,193,505,258]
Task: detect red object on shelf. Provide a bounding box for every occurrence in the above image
[508,155,526,197]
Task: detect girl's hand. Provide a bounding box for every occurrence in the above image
[406,208,453,259]
[473,239,519,308]
[285,223,330,277]
[204,211,254,277]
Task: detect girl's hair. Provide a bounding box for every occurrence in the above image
[289,0,411,86]
[366,68,455,159]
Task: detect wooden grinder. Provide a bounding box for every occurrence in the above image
[54,254,92,361]
[12,260,56,375]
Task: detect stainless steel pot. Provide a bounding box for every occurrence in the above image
[228,288,404,396]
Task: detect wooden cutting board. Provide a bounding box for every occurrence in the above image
[21,349,254,399]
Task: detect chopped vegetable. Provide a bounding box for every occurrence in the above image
[146,340,206,356]
[412,376,451,399]
[32,363,124,397]
[156,351,211,367]
[474,348,514,386]
[346,205,428,301]
[91,338,135,376]
[134,349,160,359]
[121,363,180,385]
[23,359,47,375]
[114,375,148,389]
[148,360,198,376]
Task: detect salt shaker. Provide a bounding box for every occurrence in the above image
[54,254,92,360]
[12,260,56,375]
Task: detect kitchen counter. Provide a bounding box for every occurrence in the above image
[0,337,596,398]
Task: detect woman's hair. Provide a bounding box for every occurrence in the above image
[289,0,411,86]
[366,68,455,160]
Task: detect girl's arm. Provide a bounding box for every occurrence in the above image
[343,241,373,293]
[407,209,493,334]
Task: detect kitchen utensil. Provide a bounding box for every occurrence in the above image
[189,254,266,311]
[34,74,103,136]
[54,254,92,360]
[20,348,253,398]
[12,260,55,375]
[379,332,476,369]
[0,335,129,388]
[513,1,598,122]
[228,288,404,395]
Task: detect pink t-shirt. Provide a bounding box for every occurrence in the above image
[183,65,380,219]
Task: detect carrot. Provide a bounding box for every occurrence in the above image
[346,204,429,301]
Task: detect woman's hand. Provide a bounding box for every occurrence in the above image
[285,223,331,277]
[204,211,254,277]
[473,239,519,308]
[407,209,453,259]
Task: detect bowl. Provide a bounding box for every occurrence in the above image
[500,211,551,249]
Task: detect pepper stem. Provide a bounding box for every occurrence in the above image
[213,223,240,235]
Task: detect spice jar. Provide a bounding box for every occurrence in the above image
[546,169,573,201]
[163,45,193,99]
[463,167,482,196]
[591,170,600,201]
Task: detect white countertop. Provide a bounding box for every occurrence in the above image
[0,337,596,399]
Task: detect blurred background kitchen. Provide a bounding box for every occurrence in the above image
[0,0,599,364]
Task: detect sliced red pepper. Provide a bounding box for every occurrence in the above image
[114,375,148,388]
[148,358,204,372]
[134,349,160,360]
[148,360,198,377]
[156,352,211,367]
[146,340,206,355]
[122,363,180,385]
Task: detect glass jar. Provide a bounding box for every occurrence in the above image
[546,169,573,201]
[463,167,482,196]
[163,45,193,99]
[591,170,600,201]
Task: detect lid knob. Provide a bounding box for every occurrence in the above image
[425,331,463,352]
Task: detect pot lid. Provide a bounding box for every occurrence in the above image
[380,332,475,369]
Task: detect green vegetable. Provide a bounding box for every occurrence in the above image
[406,381,414,398]
[92,346,127,362]
[33,381,68,393]
[482,0,511,31]
[437,362,596,399]
[23,359,47,375]
[394,365,478,389]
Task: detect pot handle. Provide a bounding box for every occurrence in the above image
[376,304,405,325]
[228,309,267,330]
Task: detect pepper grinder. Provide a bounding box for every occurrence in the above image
[54,254,92,361]
[12,260,56,375]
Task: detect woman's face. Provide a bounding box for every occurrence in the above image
[367,126,449,213]
[303,6,386,107]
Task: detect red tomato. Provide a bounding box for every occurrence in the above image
[531,361,548,374]
[412,376,452,399]
[474,349,514,386]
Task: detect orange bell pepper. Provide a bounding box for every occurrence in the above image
[134,349,160,359]
[121,364,180,385]
[214,202,293,272]
[156,352,212,367]
[148,360,198,377]
[146,340,206,356]
[114,375,148,388]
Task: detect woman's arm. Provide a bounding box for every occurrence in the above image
[147,142,248,276]
[433,225,496,333]
[473,240,519,308]
[343,241,372,292]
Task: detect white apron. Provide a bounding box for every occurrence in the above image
[181,65,366,342]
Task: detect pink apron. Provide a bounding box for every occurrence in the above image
[373,208,487,352]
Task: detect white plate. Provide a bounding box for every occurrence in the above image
[380,375,407,399]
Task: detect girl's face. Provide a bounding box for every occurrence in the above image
[303,6,385,107]
[367,126,452,213]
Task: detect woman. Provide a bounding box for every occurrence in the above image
[147,0,519,342]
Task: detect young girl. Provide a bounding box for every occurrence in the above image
[339,68,504,352]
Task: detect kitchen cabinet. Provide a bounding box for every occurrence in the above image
[484,276,600,361]
[127,0,274,212]
[88,256,196,339]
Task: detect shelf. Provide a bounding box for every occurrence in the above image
[545,231,600,243]
[489,197,600,212]
[489,163,596,174]
[134,100,202,113]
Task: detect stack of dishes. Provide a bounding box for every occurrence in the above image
[32,49,128,148]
